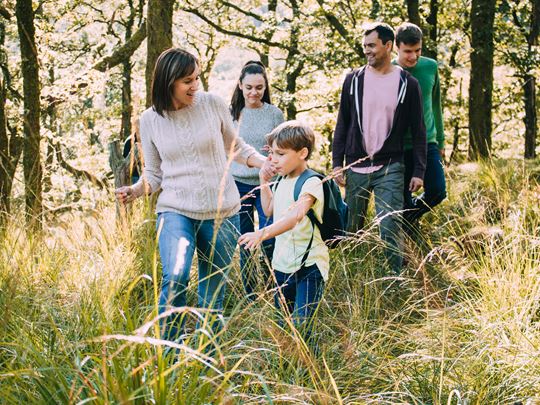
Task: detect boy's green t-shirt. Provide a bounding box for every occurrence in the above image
[393,56,445,150]
[271,175,330,281]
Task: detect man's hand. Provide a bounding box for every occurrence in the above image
[333,167,346,187]
[409,177,423,192]
[238,229,265,250]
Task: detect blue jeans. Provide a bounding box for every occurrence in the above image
[156,212,239,341]
[274,264,325,345]
[403,142,447,225]
[236,181,275,298]
[345,162,405,273]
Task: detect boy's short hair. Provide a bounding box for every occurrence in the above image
[395,22,423,46]
[266,120,316,160]
[363,22,395,45]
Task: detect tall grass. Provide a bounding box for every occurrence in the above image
[1,159,539,404]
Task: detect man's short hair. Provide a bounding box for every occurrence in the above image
[266,121,316,160]
[396,22,423,46]
[363,22,395,45]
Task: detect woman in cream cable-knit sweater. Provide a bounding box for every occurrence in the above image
[115,48,269,343]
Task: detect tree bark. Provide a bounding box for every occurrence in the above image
[424,0,438,59]
[145,0,174,107]
[406,0,421,26]
[120,1,137,142]
[523,74,537,159]
[283,0,304,119]
[121,60,133,141]
[523,0,539,158]
[0,21,23,227]
[16,0,42,230]
[315,0,364,59]
[92,22,146,72]
[468,0,496,160]
[0,6,12,20]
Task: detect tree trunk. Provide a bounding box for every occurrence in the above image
[424,0,438,59]
[0,21,23,228]
[258,0,278,67]
[406,0,421,26]
[16,0,42,230]
[282,1,304,120]
[523,0,539,158]
[370,0,381,19]
[145,0,174,107]
[523,74,537,159]
[468,0,495,160]
[120,2,137,142]
[121,60,132,141]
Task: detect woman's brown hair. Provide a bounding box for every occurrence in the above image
[151,48,199,117]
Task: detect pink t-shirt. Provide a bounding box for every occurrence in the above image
[351,66,401,174]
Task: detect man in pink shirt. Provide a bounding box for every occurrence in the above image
[332,22,427,274]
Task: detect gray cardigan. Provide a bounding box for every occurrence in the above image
[231,103,284,185]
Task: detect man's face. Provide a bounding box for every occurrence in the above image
[397,41,422,68]
[363,31,392,68]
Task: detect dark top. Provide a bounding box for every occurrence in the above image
[122,136,141,179]
[332,66,427,179]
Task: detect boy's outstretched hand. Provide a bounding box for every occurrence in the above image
[238,229,265,250]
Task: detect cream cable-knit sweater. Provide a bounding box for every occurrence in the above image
[139,91,257,220]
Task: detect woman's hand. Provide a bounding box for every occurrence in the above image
[238,229,265,250]
[259,155,276,184]
[115,186,136,204]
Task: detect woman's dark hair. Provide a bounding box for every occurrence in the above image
[230,60,271,121]
[151,48,199,117]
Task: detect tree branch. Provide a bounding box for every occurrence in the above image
[296,104,327,113]
[0,6,11,20]
[93,22,146,72]
[218,0,265,21]
[52,141,109,189]
[181,7,287,49]
[530,0,540,46]
[315,0,364,58]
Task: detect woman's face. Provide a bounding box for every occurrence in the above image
[171,66,200,110]
[239,73,266,108]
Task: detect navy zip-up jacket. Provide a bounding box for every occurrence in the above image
[332,66,427,180]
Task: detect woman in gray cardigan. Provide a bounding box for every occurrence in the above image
[230,61,284,300]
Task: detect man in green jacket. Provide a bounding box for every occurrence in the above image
[394,22,447,230]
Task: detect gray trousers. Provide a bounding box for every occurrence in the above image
[345,162,404,273]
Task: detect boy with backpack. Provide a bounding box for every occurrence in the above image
[238,120,346,345]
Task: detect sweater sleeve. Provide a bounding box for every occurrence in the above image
[332,74,352,169]
[408,78,427,179]
[214,95,257,165]
[138,112,162,193]
[432,68,445,149]
[274,107,285,128]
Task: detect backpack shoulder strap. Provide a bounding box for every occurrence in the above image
[293,169,322,201]
[293,169,325,268]
[272,175,284,193]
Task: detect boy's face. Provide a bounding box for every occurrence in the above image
[396,41,422,68]
[269,141,308,177]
